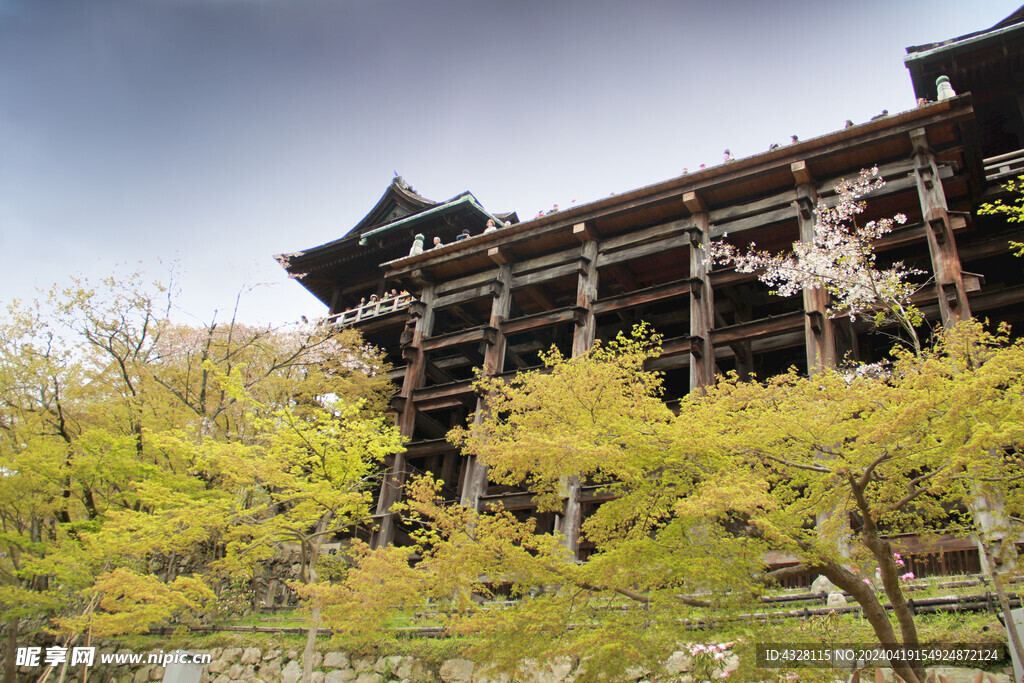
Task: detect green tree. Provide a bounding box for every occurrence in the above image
[323,325,1024,683]
[978,173,1024,257]
[0,275,398,683]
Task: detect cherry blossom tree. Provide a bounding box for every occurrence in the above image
[707,167,925,355]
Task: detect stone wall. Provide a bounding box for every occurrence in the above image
[5,644,1012,682]
[6,645,726,683]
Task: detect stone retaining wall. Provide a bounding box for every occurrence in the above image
[6,645,1012,682]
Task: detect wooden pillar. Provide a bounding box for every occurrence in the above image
[372,285,435,548]
[327,286,342,316]
[684,192,715,391]
[460,262,512,512]
[571,223,599,356]
[910,128,971,326]
[791,161,836,373]
[558,223,600,558]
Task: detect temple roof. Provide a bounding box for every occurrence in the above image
[905,5,1024,100]
[906,5,1024,56]
[275,176,515,308]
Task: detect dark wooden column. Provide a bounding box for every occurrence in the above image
[791,161,837,373]
[372,285,435,548]
[460,260,512,511]
[557,222,600,557]
[571,223,599,356]
[910,128,971,326]
[684,192,715,391]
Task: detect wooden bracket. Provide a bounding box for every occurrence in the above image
[688,335,705,359]
[806,310,825,335]
[410,269,435,286]
[571,306,589,327]
[794,195,815,221]
[909,127,929,154]
[690,277,704,300]
[790,160,813,186]
[929,218,947,245]
[572,222,597,242]
[489,280,505,299]
[487,246,509,265]
[941,281,960,309]
[683,191,707,214]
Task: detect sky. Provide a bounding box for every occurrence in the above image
[1,0,1020,327]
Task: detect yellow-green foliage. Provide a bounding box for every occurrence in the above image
[325,323,1024,681]
[0,273,398,642]
[979,174,1024,256]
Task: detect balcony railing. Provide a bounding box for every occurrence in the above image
[324,292,414,327]
[984,148,1024,183]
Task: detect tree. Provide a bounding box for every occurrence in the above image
[0,274,399,683]
[323,325,1024,683]
[978,173,1024,257]
[708,167,925,355]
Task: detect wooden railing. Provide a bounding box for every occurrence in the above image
[324,292,414,327]
[984,148,1024,183]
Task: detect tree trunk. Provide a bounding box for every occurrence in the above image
[818,562,921,683]
[849,476,925,682]
[4,618,17,683]
[301,512,334,683]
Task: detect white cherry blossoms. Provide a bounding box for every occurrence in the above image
[706,167,922,332]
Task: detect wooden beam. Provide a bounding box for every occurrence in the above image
[683,190,707,213]
[562,237,599,558]
[600,218,693,252]
[592,277,694,314]
[523,285,556,311]
[434,269,500,297]
[607,264,639,292]
[420,325,495,352]
[792,169,836,373]
[572,240,599,356]
[710,311,805,345]
[596,233,692,268]
[373,284,436,549]
[500,306,579,336]
[488,246,509,265]
[572,221,598,242]
[479,491,543,512]
[434,283,498,310]
[911,127,971,326]
[689,202,715,391]
[460,264,513,512]
[790,160,813,186]
[412,380,476,409]
[423,359,458,386]
[510,262,581,289]
[404,439,458,459]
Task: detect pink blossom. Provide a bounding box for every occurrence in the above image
[705,167,923,329]
[901,572,915,582]
[863,579,872,585]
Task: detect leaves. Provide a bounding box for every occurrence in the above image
[0,273,399,640]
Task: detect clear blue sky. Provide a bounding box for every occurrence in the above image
[1,0,1019,326]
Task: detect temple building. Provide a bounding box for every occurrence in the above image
[277,8,1024,579]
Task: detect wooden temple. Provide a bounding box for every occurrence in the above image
[278,8,1024,576]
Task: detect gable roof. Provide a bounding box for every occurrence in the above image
[350,176,437,239]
